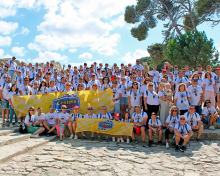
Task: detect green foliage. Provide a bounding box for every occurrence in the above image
[140,56,154,70]
[183,13,200,32]
[164,31,219,70]
[147,43,165,65]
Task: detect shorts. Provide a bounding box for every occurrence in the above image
[133,126,145,133]
[110,103,120,114]
[48,124,56,128]
[2,100,9,109]
[120,97,128,105]
[27,126,41,134]
[202,118,209,125]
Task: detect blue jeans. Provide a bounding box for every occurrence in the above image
[8,70,15,83]
[9,105,17,124]
[195,105,202,115]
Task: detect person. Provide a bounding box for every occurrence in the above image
[144,82,160,121]
[17,61,26,77]
[203,72,216,107]
[97,106,113,142]
[128,81,142,116]
[43,105,58,136]
[174,115,193,152]
[184,106,204,142]
[119,77,128,118]
[112,79,122,115]
[174,83,191,115]
[19,77,32,95]
[112,113,124,142]
[6,57,17,83]
[47,80,59,93]
[132,59,144,76]
[87,73,100,90]
[0,76,12,124]
[202,100,218,129]
[43,62,50,76]
[149,65,159,83]
[131,105,148,147]
[148,112,163,147]
[172,71,189,93]
[83,106,97,140]
[69,105,83,140]
[32,81,39,95]
[8,84,20,127]
[101,76,111,90]
[25,106,45,138]
[121,111,131,143]
[188,78,203,115]
[165,106,180,148]
[38,79,48,94]
[0,67,9,84]
[28,66,36,82]
[57,105,70,141]
[33,107,45,127]
[14,70,24,89]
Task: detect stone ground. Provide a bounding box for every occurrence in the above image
[0,138,220,176]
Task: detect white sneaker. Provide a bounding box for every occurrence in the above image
[74,135,78,140]
[127,139,130,144]
[209,126,213,130]
[30,134,39,138]
[166,142,169,148]
[112,137,115,142]
[15,123,20,127]
[211,126,215,130]
[117,138,120,142]
[69,134,74,139]
[120,138,124,143]
[9,123,13,127]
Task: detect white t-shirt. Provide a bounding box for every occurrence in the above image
[70,113,82,121]
[87,80,100,90]
[187,85,203,105]
[112,88,122,104]
[44,112,58,124]
[29,70,36,79]
[6,60,17,71]
[132,65,144,71]
[101,84,111,90]
[0,82,12,99]
[25,115,34,125]
[84,113,97,118]
[98,113,113,119]
[121,118,131,123]
[131,111,148,126]
[203,78,215,91]
[14,76,24,89]
[7,91,20,105]
[17,66,26,77]
[0,73,9,84]
[38,86,48,94]
[149,71,159,82]
[19,85,32,95]
[144,90,159,105]
[194,71,205,79]
[184,111,200,126]
[174,91,190,110]
[58,112,69,123]
[34,113,45,122]
[174,123,191,136]
[166,114,180,130]
[185,71,192,78]
[119,84,128,97]
[47,86,59,93]
[32,88,39,95]
[128,89,142,107]
[174,77,188,91]
[202,106,216,116]
[58,83,65,92]
[148,118,162,128]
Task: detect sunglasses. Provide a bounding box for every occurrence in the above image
[206,102,211,104]
[173,110,177,112]
[148,85,153,87]
[133,84,138,85]
[29,109,34,111]
[50,108,54,109]
[78,86,82,87]
[180,118,185,120]
[62,108,66,109]
[93,85,97,87]
[189,108,195,110]
[88,109,93,110]
[113,82,117,84]
[164,77,168,78]
[24,80,28,81]
[104,79,108,81]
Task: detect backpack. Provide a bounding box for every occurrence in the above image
[100,113,111,119]
[19,122,27,133]
[178,123,189,133]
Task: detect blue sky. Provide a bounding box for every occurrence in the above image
[0,0,219,68]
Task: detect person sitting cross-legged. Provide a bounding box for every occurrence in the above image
[174,115,193,152]
[148,112,163,147]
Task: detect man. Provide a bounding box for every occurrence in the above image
[19,77,32,95]
[174,115,193,152]
[172,71,189,92]
[43,62,50,76]
[6,57,17,83]
[58,77,66,92]
[83,63,87,72]
[69,105,83,140]
[99,63,103,71]
[172,65,179,80]
[136,70,144,87]
[0,76,12,124]
[98,106,113,142]
[93,62,98,72]
[184,106,204,142]
[148,112,162,146]
[149,65,159,83]
[131,105,148,147]
[0,67,9,84]
[46,63,55,76]
[103,63,109,76]
[112,80,122,115]
[194,64,205,79]
[30,73,41,87]
[14,71,24,89]
[86,73,100,90]
[43,105,58,136]
[185,65,192,79]
[33,107,45,127]
[67,64,74,74]
[17,61,26,77]
[35,63,41,73]
[52,71,60,86]
[132,59,144,76]
[0,62,4,73]
[188,78,203,115]
[149,75,159,92]
[206,65,216,78]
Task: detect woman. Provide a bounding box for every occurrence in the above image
[174,83,191,115]
[92,83,98,91]
[203,72,216,107]
[32,81,39,95]
[127,81,142,116]
[76,83,84,91]
[144,82,160,122]
[191,73,203,87]
[38,79,48,95]
[141,78,151,112]
[202,100,218,129]
[83,71,89,84]
[57,105,70,140]
[101,76,111,90]
[125,70,130,77]
[143,72,150,79]
[63,82,72,92]
[158,83,171,126]
[119,77,128,119]
[165,106,180,148]
[25,106,45,138]
[8,84,20,127]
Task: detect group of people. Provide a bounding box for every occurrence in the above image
[1,57,220,152]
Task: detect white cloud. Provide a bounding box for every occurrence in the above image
[32,51,69,63]
[69,49,77,53]
[11,47,27,57]
[1,54,12,59]
[69,60,102,68]
[78,52,93,60]
[111,15,125,28]
[0,36,12,46]
[133,49,150,59]
[21,27,29,35]
[0,49,4,57]
[0,7,16,18]
[0,21,18,35]
[97,46,117,56]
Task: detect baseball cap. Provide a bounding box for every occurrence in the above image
[91,73,95,76]
[151,112,156,116]
[114,113,120,117]
[216,68,220,70]
[87,106,93,110]
[136,126,141,135]
[162,69,166,72]
[121,63,124,65]
[50,63,53,66]
[94,62,97,64]
[84,63,87,65]
[198,64,202,67]
[73,106,79,109]
[68,64,71,67]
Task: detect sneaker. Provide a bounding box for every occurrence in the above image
[74,135,78,140]
[180,145,186,152]
[91,136,94,140]
[98,136,102,142]
[175,145,179,151]
[120,138,124,143]
[82,135,86,140]
[2,120,5,124]
[142,141,147,147]
[148,140,153,147]
[211,126,215,130]
[117,138,120,142]
[112,137,115,142]
[6,120,9,124]
[131,140,137,146]
[158,141,163,146]
[46,133,50,137]
[15,123,20,127]
[196,138,201,142]
[166,142,169,148]
[127,139,130,144]
[30,134,39,138]
[209,126,213,130]
[9,123,13,127]
[106,137,109,142]
[69,134,74,139]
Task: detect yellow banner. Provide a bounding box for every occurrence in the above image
[76,118,134,136]
[13,89,114,117]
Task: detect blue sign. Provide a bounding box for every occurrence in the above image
[98,120,114,130]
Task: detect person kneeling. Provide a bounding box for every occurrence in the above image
[69,106,82,140]
[174,115,193,152]
[57,105,69,141]
[148,112,162,147]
